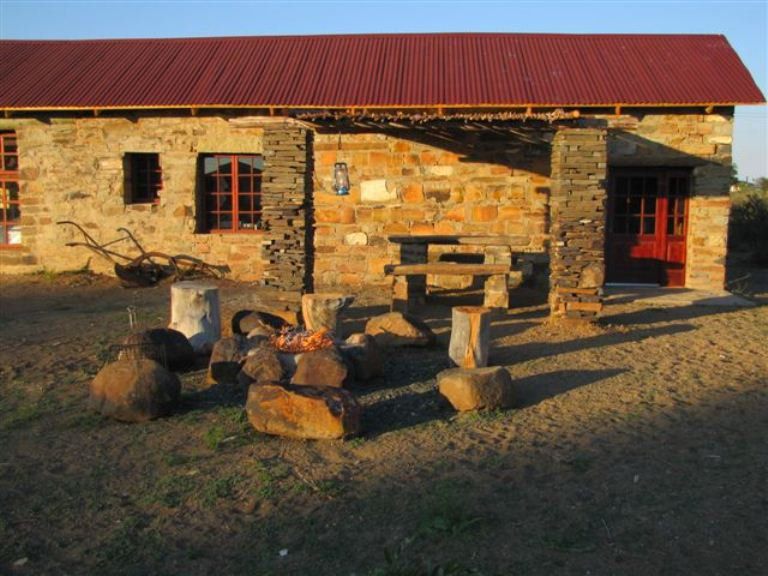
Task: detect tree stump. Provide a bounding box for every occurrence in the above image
[168,281,221,354]
[484,274,509,309]
[301,293,354,334]
[448,306,492,368]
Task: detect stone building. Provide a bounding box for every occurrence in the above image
[0,34,764,316]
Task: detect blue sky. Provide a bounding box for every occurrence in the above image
[1,0,766,179]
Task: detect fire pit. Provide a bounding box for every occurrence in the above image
[269,326,336,354]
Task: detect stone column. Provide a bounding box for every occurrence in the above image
[260,125,313,298]
[549,127,608,321]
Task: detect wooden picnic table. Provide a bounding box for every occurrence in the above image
[386,234,531,312]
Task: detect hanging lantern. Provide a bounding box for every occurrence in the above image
[333,162,350,196]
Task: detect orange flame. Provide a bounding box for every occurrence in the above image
[269,327,335,353]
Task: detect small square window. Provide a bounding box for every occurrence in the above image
[124,153,162,204]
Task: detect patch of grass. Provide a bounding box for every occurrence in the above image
[254,461,290,500]
[564,455,593,474]
[540,522,597,553]
[201,474,240,507]
[96,515,165,568]
[65,411,103,430]
[162,452,197,467]
[347,436,367,447]
[202,424,227,450]
[141,474,197,508]
[418,480,486,540]
[368,537,485,576]
[316,478,345,497]
[0,395,60,431]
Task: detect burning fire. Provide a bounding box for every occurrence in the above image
[270,326,335,354]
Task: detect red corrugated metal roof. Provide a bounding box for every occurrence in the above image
[0,33,764,110]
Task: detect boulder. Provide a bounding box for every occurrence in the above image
[237,342,284,387]
[365,312,436,348]
[119,328,195,372]
[246,383,361,439]
[341,333,383,381]
[291,348,349,388]
[89,358,181,422]
[207,335,248,385]
[437,366,515,412]
[231,310,289,337]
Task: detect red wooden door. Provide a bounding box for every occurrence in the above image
[606,169,689,286]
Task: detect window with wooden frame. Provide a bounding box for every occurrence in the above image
[199,154,264,233]
[0,132,21,246]
[124,153,162,204]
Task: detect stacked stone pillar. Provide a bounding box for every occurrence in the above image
[260,126,313,295]
[549,127,608,321]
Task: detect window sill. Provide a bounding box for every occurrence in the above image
[0,244,24,251]
[196,229,265,236]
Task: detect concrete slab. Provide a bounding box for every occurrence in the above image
[604,286,756,308]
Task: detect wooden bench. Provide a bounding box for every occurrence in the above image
[385,262,512,312]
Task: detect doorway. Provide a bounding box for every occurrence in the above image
[606,168,689,287]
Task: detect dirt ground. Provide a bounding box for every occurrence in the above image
[0,271,766,576]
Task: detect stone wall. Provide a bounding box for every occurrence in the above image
[549,128,608,320]
[0,115,270,280]
[1,111,734,294]
[310,129,551,289]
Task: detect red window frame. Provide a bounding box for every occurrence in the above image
[0,132,21,247]
[125,153,162,204]
[200,154,263,234]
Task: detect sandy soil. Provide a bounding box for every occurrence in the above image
[0,271,766,575]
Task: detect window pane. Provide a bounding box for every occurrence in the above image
[218,175,231,193]
[4,137,17,154]
[8,225,21,245]
[7,205,20,220]
[643,217,655,235]
[218,194,231,211]
[217,157,232,174]
[219,214,232,229]
[238,194,252,212]
[238,159,253,174]
[629,196,642,214]
[645,197,656,214]
[252,156,265,171]
[630,178,644,195]
[645,177,658,196]
[204,157,218,175]
[238,176,252,194]
[628,216,641,234]
[4,155,18,171]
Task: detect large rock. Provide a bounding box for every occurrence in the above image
[237,342,284,387]
[365,312,436,348]
[246,383,361,439]
[120,328,195,372]
[437,367,515,412]
[231,310,289,337]
[291,348,349,388]
[89,358,181,422]
[207,335,248,385]
[341,333,383,381]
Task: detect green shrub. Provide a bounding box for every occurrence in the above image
[729,193,768,265]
